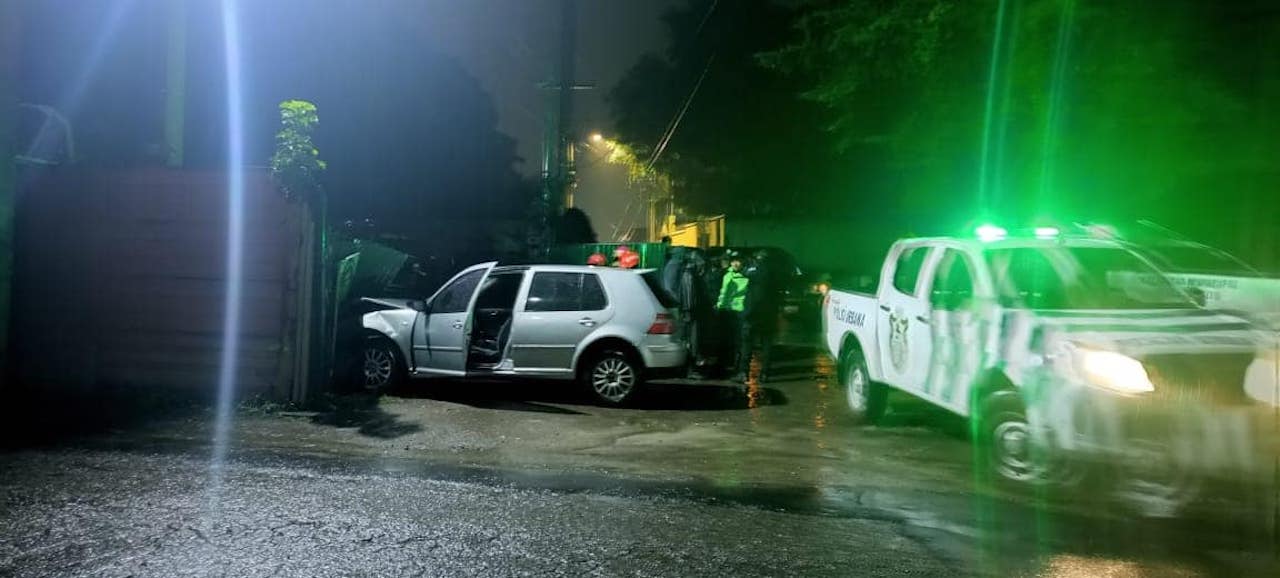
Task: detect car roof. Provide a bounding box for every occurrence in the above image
[491,264,646,276]
[901,235,1126,252]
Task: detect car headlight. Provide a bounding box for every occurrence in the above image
[1077,349,1155,395]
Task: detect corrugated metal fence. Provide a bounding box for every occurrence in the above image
[11,168,305,400]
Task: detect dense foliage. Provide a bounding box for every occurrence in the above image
[554,207,599,245]
[613,0,1280,266]
[270,100,326,203]
[609,1,843,219]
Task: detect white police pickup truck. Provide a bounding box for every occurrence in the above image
[823,227,1278,510]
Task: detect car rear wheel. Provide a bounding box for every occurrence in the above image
[583,349,641,406]
[357,337,404,394]
[840,348,887,425]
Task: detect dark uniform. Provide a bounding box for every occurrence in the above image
[676,252,707,371]
[739,253,779,382]
[701,256,730,373]
[661,248,685,297]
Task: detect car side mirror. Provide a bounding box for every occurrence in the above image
[409,299,427,312]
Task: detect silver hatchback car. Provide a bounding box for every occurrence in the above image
[358,262,688,405]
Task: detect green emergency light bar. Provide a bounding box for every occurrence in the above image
[975,224,1007,242]
[1034,226,1060,239]
[972,222,1127,243]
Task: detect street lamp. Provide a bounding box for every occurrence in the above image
[590,132,604,144]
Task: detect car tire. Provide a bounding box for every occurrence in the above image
[356,337,405,394]
[1105,439,1201,518]
[976,391,1051,486]
[582,349,642,407]
[839,348,887,425]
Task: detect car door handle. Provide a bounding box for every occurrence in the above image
[578,318,597,327]
[915,315,930,325]
[451,320,464,329]
[879,305,890,312]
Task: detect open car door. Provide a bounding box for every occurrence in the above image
[414,261,497,376]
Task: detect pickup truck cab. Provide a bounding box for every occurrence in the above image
[823,232,1277,510]
[1132,239,1280,325]
[359,262,687,405]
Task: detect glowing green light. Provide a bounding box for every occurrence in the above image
[1034,226,1060,239]
[976,224,1007,242]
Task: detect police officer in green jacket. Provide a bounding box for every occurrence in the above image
[715,254,749,382]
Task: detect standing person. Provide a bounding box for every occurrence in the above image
[716,254,749,382]
[679,250,708,375]
[741,249,780,383]
[699,254,728,373]
[661,246,685,298]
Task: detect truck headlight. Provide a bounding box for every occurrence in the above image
[1078,350,1155,395]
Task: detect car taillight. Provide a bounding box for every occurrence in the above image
[647,313,675,335]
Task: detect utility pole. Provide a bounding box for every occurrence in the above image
[163,0,186,168]
[556,0,577,211]
[0,0,18,384]
[534,0,590,256]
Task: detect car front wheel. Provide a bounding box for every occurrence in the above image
[976,391,1059,486]
[583,349,641,406]
[357,338,404,394]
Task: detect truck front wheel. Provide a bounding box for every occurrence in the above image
[840,348,887,425]
[975,391,1068,486]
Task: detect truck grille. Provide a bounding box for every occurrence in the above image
[1141,353,1254,405]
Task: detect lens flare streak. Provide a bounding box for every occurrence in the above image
[977,0,1011,209]
[208,0,246,513]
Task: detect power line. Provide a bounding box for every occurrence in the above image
[646,53,715,171]
[610,193,638,240]
[694,0,720,36]
[612,0,720,239]
[645,0,720,170]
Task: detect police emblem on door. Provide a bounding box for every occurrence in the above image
[889,313,910,372]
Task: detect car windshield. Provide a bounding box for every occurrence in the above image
[985,247,1193,310]
[1136,244,1261,277]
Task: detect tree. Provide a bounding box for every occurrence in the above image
[270,100,326,202]
[554,207,598,245]
[762,0,1280,258]
[609,0,844,218]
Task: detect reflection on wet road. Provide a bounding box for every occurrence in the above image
[1,343,1277,576]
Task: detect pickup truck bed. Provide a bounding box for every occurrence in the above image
[823,288,882,379]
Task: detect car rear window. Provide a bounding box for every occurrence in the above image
[581,274,608,311]
[641,271,679,308]
[891,246,929,296]
[525,272,610,312]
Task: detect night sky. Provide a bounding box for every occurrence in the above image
[404,0,684,235]
[407,0,681,173]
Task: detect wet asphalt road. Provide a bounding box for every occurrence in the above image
[2,343,1279,576]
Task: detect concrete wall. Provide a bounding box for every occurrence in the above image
[11,168,301,398]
